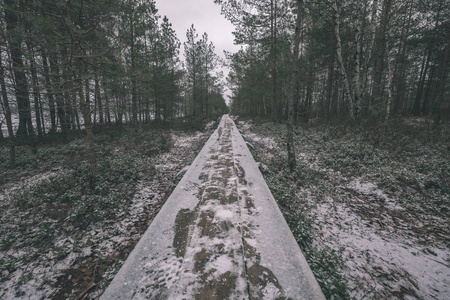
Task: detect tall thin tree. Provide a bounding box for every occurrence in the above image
[287,0,303,172]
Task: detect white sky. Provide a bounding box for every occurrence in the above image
[155,0,240,100]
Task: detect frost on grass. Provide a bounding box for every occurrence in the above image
[0,126,212,299]
[237,119,450,300]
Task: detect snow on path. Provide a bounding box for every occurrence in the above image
[101,115,324,299]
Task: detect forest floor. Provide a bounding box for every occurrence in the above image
[237,117,449,300]
[1,117,449,300]
[0,121,215,299]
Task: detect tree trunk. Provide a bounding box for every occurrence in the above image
[413,49,429,115]
[154,63,160,122]
[270,0,278,118]
[287,0,303,172]
[0,51,15,165]
[385,38,393,120]
[76,58,96,167]
[193,55,198,117]
[5,0,34,136]
[49,53,70,132]
[360,0,379,116]
[352,1,364,119]
[41,49,57,133]
[27,42,44,135]
[325,14,336,118]
[95,71,103,124]
[422,64,436,115]
[332,0,355,118]
[130,17,138,124]
[392,0,413,116]
[371,0,392,116]
[433,25,450,124]
[102,76,112,124]
[72,78,81,131]
[305,57,314,122]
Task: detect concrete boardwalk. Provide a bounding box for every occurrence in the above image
[101,115,325,299]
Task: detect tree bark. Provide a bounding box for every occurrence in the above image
[392,0,413,116]
[287,0,303,172]
[433,24,450,124]
[41,49,57,133]
[332,0,355,118]
[27,42,44,135]
[0,52,15,165]
[76,57,96,167]
[358,0,379,116]
[270,0,278,118]
[413,49,429,115]
[385,38,393,120]
[371,0,392,116]
[49,53,70,132]
[352,1,364,119]
[95,71,103,124]
[130,15,138,123]
[325,14,336,118]
[5,0,34,136]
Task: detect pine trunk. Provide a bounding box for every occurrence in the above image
[5,0,34,136]
[433,27,450,124]
[372,0,392,115]
[27,43,43,135]
[0,52,15,164]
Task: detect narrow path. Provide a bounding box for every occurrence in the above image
[101,115,324,300]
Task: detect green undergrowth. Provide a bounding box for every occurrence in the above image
[0,119,217,298]
[294,119,450,218]
[244,117,449,299]
[0,126,175,252]
[250,141,349,299]
[250,118,449,218]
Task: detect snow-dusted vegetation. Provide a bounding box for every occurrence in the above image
[238,118,449,299]
[0,124,213,299]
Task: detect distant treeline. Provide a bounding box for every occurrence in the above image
[0,0,228,141]
[217,0,449,123]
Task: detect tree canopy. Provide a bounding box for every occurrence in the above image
[0,0,228,164]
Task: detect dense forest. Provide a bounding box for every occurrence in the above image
[217,0,449,123]
[1,0,449,163]
[0,0,228,164]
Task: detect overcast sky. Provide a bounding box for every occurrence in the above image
[155,0,240,100]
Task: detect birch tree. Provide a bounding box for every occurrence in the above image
[287,0,303,172]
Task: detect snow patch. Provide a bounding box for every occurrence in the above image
[313,198,450,299]
[347,178,404,211]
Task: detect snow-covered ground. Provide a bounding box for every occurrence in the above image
[238,120,450,300]
[0,129,211,299]
[313,183,449,299]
